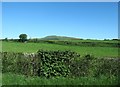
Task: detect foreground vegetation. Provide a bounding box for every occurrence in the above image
[2,73,118,85]
[1,50,119,85]
[1,39,119,85]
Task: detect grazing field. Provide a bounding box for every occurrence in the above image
[1,40,119,85]
[2,41,119,58]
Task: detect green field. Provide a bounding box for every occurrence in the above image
[2,73,118,85]
[1,40,119,85]
[2,41,119,58]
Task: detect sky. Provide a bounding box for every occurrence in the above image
[2,2,118,39]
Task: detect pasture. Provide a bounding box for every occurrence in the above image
[2,41,119,58]
[1,40,119,85]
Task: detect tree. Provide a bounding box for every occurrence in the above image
[19,34,27,42]
[4,38,8,41]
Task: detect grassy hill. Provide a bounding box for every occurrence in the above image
[40,35,81,40]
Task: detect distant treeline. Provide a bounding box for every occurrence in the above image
[1,38,120,47]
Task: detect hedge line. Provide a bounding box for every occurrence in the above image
[1,50,120,78]
[3,39,119,47]
[27,40,120,47]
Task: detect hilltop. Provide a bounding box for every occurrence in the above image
[40,35,81,40]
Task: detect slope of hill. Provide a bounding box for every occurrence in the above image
[40,35,81,40]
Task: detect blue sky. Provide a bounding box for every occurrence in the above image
[2,2,118,39]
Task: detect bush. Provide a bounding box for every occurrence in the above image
[37,50,80,78]
[92,58,120,77]
[69,54,95,77]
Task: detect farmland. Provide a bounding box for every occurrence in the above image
[2,41,119,58]
[1,40,120,85]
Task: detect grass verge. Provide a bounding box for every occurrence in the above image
[2,72,118,85]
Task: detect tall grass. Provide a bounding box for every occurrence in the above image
[2,73,118,85]
[0,73,2,86]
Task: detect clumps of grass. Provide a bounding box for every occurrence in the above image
[2,73,118,85]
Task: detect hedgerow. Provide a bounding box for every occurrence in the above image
[1,50,119,78]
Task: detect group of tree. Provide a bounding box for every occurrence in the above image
[3,34,27,42]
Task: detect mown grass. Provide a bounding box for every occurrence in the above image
[2,72,118,85]
[2,41,119,58]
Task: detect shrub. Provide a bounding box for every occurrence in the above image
[69,54,95,77]
[92,58,120,77]
[37,50,80,78]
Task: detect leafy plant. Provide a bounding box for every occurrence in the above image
[37,50,80,78]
